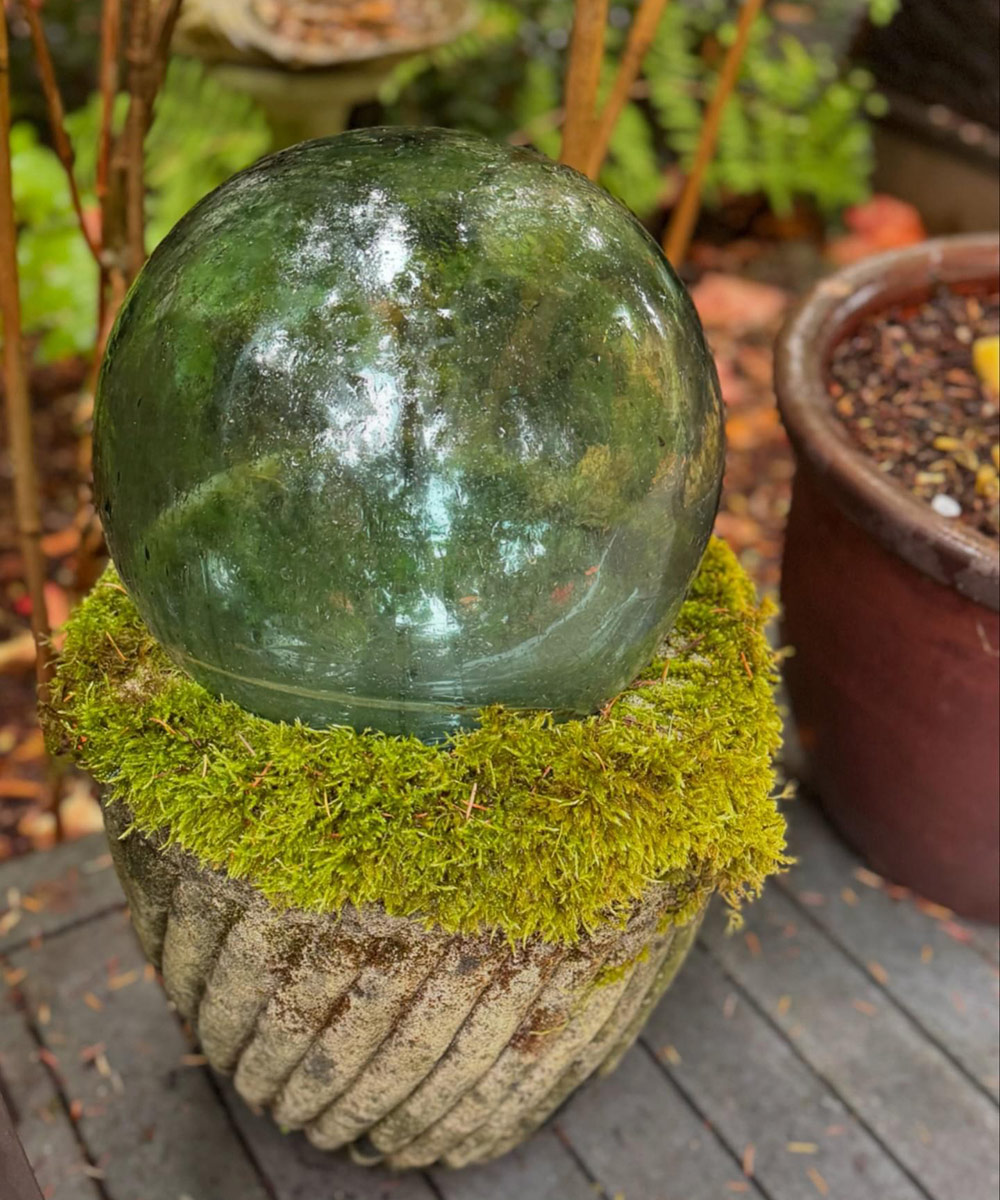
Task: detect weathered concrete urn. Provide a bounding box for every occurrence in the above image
[101,801,704,1168]
[53,130,786,1167]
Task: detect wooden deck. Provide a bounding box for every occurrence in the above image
[1,798,997,1200]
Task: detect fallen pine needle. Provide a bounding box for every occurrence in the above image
[867,960,889,985]
[853,866,883,889]
[105,630,127,661]
[808,1167,829,1195]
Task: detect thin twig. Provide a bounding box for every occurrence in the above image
[104,0,182,292]
[586,0,672,179]
[149,0,183,97]
[96,0,121,210]
[662,0,765,265]
[560,0,610,173]
[96,0,122,336]
[0,8,53,701]
[122,0,152,282]
[22,0,100,260]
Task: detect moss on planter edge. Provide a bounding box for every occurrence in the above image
[46,537,786,944]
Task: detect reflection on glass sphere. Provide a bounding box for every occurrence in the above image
[94,128,724,741]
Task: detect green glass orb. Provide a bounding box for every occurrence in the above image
[94,128,724,741]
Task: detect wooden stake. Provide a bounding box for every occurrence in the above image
[0,9,53,699]
[662,0,765,265]
[586,0,672,179]
[560,0,610,173]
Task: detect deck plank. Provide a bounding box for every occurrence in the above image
[0,993,102,1200]
[779,800,1000,1098]
[554,1043,763,1200]
[6,908,272,1200]
[645,942,926,1200]
[429,1127,598,1200]
[2,813,998,1200]
[0,834,123,954]
[701,883,1000,1200]
[218,1079,441,1200]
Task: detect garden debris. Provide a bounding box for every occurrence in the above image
[807,1166,830,1195]
[692,267,795,594]
[690,273,788,332]
[828,285,1000,539]
[826,194,926,265]
[867,961,890,985]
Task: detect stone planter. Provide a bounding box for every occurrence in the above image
[775,235,1000,922]
[173,0,473,146]
[103,800,701,1169]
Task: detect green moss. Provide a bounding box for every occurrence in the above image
[592,947,652,990]
[47,538,786,944]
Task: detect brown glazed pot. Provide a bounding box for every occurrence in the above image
[775,234,1000,922]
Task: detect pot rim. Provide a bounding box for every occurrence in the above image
[775,233,1000,611]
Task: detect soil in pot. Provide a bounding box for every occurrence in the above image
[828,286,1000,539]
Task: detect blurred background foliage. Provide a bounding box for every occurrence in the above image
[379,0,894,219]
[11,0,896,363]
[12,59,271,361]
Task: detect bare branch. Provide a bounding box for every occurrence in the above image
[0,7,53,699]
[122,0,152,282]
[149,0,183,97]
[22,0,100,260]
[104,0,181,290]
[96,0,121,211]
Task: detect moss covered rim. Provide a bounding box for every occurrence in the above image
[47,538,786,944]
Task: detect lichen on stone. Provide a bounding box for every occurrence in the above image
[46,537,787,944]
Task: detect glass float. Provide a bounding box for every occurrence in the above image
[94,128,724,740]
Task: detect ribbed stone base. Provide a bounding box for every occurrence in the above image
[104,800,703,1168]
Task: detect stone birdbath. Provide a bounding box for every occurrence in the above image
[174,0,473,145]
[49,128,786,1167]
